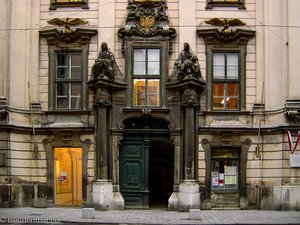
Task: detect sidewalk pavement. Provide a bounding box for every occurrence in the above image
[0,207,299,225]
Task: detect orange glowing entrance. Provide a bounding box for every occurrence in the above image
[54,148,82,207]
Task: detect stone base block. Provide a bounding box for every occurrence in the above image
[92,180,124,210]
[178,181,200,211]
[189,209,201,220]
[113,192,125,210]
[92,180,113,210]
[168,192,179,211]
[82,208,95,219]
[33,198,47,208]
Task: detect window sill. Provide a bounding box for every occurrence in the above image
[203,111,250,116]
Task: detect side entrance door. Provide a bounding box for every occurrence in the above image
[54,147,82,207]
[119,137,149,209]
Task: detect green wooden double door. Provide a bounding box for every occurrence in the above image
[119,135,174,208]
[119,136,150,208]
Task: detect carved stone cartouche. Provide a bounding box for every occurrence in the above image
[118,0,176,54]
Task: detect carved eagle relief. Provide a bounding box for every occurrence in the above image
[139,15,156,33]
[205,18,246,33]
[47,18,88,33]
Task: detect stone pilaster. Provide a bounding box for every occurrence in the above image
[88,78,126,210]
[167,77,206,211]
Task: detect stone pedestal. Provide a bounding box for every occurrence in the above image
[178,181,200,211]
[92,180,124,210]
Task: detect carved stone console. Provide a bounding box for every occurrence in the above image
[285,100,300,124]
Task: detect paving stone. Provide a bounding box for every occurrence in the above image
[82,208,95,219]
[189,209,201,220]
[0,208,299,224]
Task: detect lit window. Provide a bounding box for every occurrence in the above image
[50,0,88,9]
[55,52,82,110]
[206,0,245,9]
[211,148,239,190]
[212,52,240,110]
[133,49,161,107]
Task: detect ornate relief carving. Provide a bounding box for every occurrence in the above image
[205,18,246,34]
[47,18,88,34]
[242,138,252,147]
[118,0,176,53]
[198,18,255,44]
[93,98,112,108]
[40,18,97,44]
[285,100,300,124]
[201,139,210,148]
[117,108,176,130]
[81,138,92,148]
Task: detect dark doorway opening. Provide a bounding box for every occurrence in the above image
[149,139,174,208]
[120,117,174,209]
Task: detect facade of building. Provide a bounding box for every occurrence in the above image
[0,0,300,211]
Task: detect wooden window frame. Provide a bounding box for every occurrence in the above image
[212,51,241,111]
[54,51,83,110]
[132,48,161,107]
[50,0,88,10]
[211,148,240,191]
[206,46,246,112]
[206,0,245,9]
[125,38,169,109]
[48,45,89,112]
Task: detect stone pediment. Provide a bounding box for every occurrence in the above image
[118,0,176,53]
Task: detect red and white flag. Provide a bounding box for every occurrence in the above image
[286,130,300,154]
